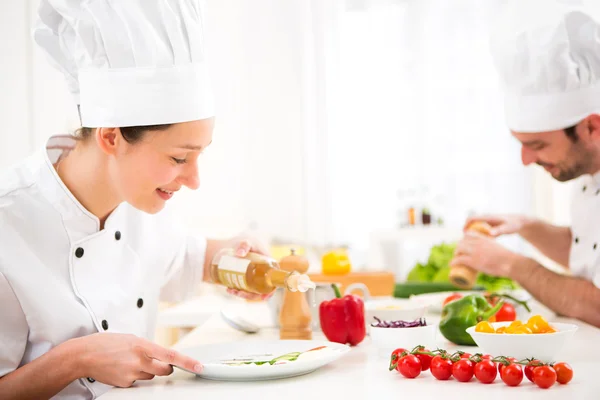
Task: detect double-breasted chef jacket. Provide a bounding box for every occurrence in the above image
[0,135,207,399]
[569,173,600,289]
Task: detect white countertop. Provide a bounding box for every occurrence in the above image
[104,300,600,400]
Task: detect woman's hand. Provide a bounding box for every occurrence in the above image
[225,236,273,301]
[73,333,203,388]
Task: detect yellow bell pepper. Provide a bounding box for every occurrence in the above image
[322,249,352,275]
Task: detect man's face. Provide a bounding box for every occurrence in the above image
[513,123,596,182]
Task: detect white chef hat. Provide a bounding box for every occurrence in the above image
[490,0,600,132]
[33,0,215,128]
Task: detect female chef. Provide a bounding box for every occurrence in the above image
[0,1,266,399]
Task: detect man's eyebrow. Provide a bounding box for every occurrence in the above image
[521,140,545,147]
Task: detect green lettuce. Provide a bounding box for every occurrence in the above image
[405,241,519,291]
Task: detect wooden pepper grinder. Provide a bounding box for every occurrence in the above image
[449,221,492,289]
[278,249,313,340]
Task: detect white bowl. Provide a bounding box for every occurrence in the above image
[369,323,438,357]
[466,321,578,363]
[364,298,428,329]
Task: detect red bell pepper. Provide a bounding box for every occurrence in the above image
[319,284,366,346]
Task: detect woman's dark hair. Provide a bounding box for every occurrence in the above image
[75,125,172,144]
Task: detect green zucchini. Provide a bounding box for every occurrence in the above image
[393,282,485,298]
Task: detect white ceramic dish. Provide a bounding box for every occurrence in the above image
[176,340,350,381]
[364,298,428,330]
[466,321,578,363]
[369,323,438,357]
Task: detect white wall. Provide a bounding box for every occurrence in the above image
[0,1,33,168]
[0,0,321,244]
[0,0,576,269]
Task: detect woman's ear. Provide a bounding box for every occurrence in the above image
[95,127,121,156]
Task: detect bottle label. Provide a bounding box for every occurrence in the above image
[218,255,250,291]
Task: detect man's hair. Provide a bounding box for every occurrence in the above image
[564,124,578,142]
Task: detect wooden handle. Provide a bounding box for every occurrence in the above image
[449,221,492,289]
[449,264,479,289]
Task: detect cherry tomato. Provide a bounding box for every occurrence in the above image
[553,362,573,385]
[493,303,517,322]
[501,363,523,387]
[474,360,497,384]
[525,359,542,382]
[397,355,421,379]
[389,348,407,370]
[498,357,517,374]
[452,359,475,382]
[390,348,407,360]
[415,349,433,371]
[430,356,453,381]
[443,293,462,306]
[533,365,557,389]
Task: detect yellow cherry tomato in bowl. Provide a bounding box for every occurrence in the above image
[475,321,495,333]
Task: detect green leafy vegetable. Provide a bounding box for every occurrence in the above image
[476,274,519,292]
[405,241,519,291]
[406,262,436,282]
[432,266,451,282]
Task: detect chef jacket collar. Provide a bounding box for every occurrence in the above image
[590,170,600,189]
[36,135,124,241]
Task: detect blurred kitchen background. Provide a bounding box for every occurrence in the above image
[1,0,576,283]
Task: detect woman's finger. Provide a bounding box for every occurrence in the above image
[143,358,174,377]
[248,239,270,256]
[227,288,269,301]
[143,340,203,374]
[136,372,155,381]
[227,288,253,299]
[235,240,251,257]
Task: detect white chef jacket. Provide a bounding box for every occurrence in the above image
[569,173,600,289]
[0,135,207,399]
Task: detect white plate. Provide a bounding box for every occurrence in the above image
[176,340,350,381]
[409,291,481,313]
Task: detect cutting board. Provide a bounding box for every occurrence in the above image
[307,271,395,297]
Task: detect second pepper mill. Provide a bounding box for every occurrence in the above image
[449,221,493,289]
[278,249,313,340]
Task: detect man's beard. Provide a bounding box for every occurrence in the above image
[554,163,587,182]
[538,145,595,182]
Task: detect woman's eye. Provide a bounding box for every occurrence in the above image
[172,157,187,164]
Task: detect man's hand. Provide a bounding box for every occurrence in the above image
[450,231,520,277]
[464,214,530,237]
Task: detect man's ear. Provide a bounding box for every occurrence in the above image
[586,114,600,140]
[95,127,121,156]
